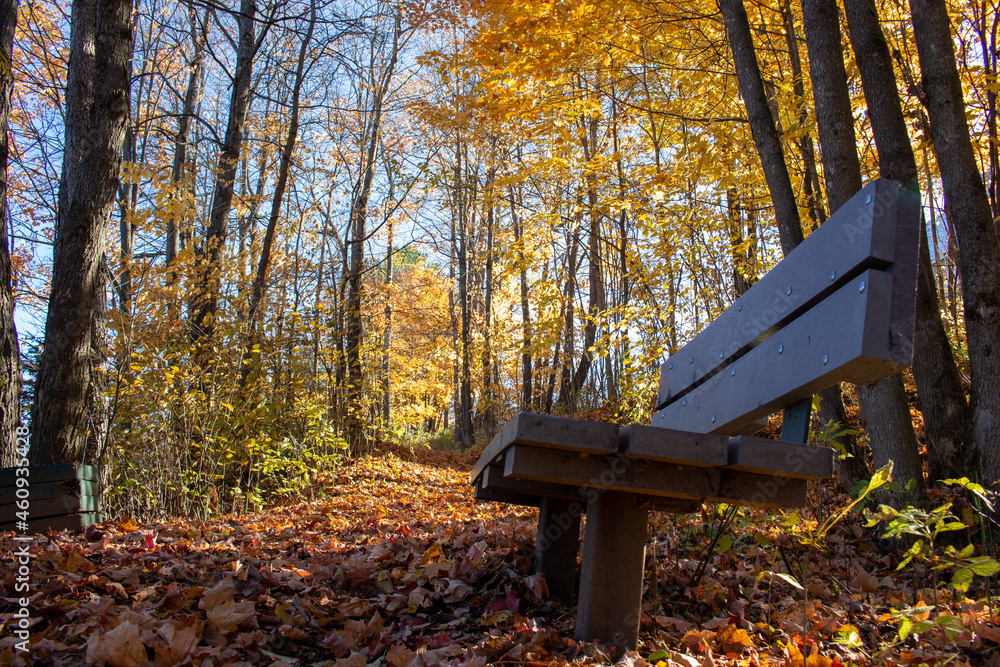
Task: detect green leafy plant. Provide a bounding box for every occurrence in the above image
[865,483,998,595]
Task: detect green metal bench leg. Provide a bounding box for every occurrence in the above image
[535,497,583,603]
[575,490,650,658]
[781,397,812,443]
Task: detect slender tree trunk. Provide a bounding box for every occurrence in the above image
[719,0,803,256]
[191,0,255,344]
[448,197,459,437]
[117,126,135,323]
[510,185,532,411]
[242,0,315,384]
[558,221,581,411]
[911,0,1000,485]
[844,0,970,483]
[167,2,208,269]
[0,0,20,466]
[782,0,826,226]
[382,215,392,426]
[30,0,134,465]
[562,114,603,406]
[344,13,401,454]
[455,136,474,449]
[971,0,999,222]
[481,161,496,433]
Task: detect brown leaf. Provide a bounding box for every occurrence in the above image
[153,618,201,667]
[86,621,146,667]
[205,599,256,633]
[423,561,450,578]
[443,579,473,602]
[976,622,1000,644]
[615,651,651,666]
[682,629,715,652]
[198,577,236,612]
[656,616,695,634]
[407,586,433,608]
[386,644,417,667]
[849,571,879,594]
[61,546,95,574]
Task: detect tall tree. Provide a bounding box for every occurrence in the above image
[910,0,1000,485]
[802,0,925,503]
[0,0,19,466]
[719,0,869,492]
[509,184,532,411]
[718,0,802,257]
[344,10,401,453]
[166,1,209,269]
[244,0,316,376]
[191,0,256,344]
[782,0,825,226]
[30,0,135,465]
[842,0,970,483]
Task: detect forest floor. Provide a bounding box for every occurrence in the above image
[1,446,998,667]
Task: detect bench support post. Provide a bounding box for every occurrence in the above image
[534,497,583,603]
[781,398,812,443]
[575,490,649,658]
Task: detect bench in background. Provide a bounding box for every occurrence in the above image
[0,463,103,534]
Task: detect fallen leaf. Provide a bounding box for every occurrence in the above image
[716,625,754,655]
[849,571,879,594]
[86,621,145,667]
[206,599,256,633]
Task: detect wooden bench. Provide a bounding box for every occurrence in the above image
[0,464,103,534]
[470,179,920,656]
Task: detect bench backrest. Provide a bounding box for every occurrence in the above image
[652,179,920,436]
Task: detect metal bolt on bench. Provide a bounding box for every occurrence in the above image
[470,180,920,658]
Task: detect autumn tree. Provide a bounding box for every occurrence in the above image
[191,0,258,346]
[0,0,19,466]
[718,0,870,491]
[29,0,135,466]
[842,0,970,483]
[802,0,925,503]
[909,0,1000,486]
[343,7,403,454]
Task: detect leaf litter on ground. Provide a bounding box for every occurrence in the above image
[1,447,998,667]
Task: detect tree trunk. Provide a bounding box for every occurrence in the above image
[723,0,870,491]
[59,0,96,217]
[455,136,474,449]
[243,0,315,383]
[910,0,1000,485]
[510,185,532,411]
[558,220,582,411]
[166,1,209,268]
[191,0,255,344]
[719,0,803,256]
[0,0,20,466]
[30,0,134,465]
[803,0,926,504]
[971,0,999,223]
[382,214,392,426]
[480,160,496,434]
[561,113,604,407]
[843,0,970,483]
[782,0,826,226]
[345,12,400,454]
